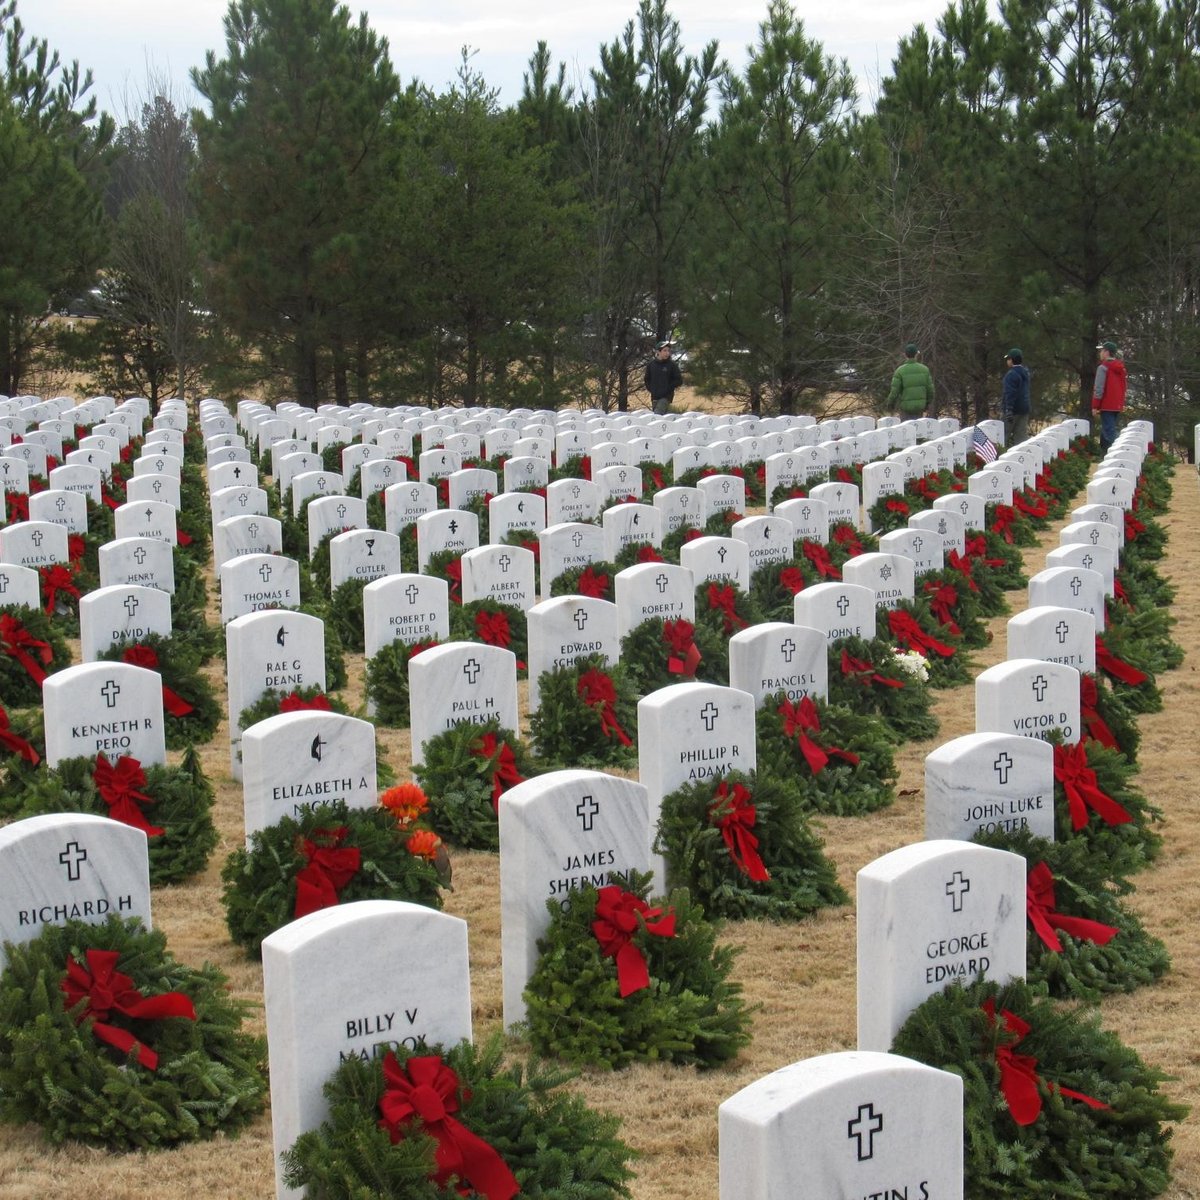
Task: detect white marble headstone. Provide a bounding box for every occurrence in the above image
[976,658,1081,744]
[525,595,619,714]
[1007,605,1096,674]
[728,622,828,707]
[78,584,173,662]
[43,662,166,767]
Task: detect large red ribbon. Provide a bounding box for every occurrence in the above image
[280,691,332,712]
[377,1052,519,1200]
[577,566,609,598]
[839,648,904,689]
[662,619,702,677]
[707,583,747,635]
[1053,741,1132,831]
[591,885,676,997]
[1113,577,1132,608]
[945,549,980,592]
[885,497,910,517]
[636,545,665,564]
[962,534,1005,567]
[93,753,163,837]
[801,540,841,580]
[1078,676,1118,750]
[294,826,361,918]
[990,505,1017,544]
[983,998,1110,1126]
[61,948,196,1071]
[6,491,29,522]
[923,581,962,635]
[0,704,39,764]
[779,566,806,595]
[444,558,462,604]
[1124,512,1145,542]
[474,609,511,650]
[1094,637,1148,686]
[887,609,956,658]
[577,669,632,746]
[709,780,770,882]
[832,525,863,556]
[1026,861,1118,953]
[778,696,859,774]
[119,643,195,717]
[0,613,52,686]
[68,533,87,564]
[40,564,80,615]
[472,732,525,811]
[1014,491,1049,519]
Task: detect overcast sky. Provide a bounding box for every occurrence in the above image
[24,0,965,119]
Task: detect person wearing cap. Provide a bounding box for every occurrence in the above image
[887,343,934,420]
[1092,340,1127,454]
[1001,348,1031,446]
[645,340,683,415]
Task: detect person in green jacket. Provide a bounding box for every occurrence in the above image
[888,343,934,419]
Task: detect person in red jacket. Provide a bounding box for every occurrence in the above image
[1092,339,1127,454]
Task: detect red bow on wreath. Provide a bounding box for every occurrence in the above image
[591,885,676,997]
[779,566,806,595]
[832,525,863,556]
[778,696,859,775]
[1094,637,1148,686]
[6,491,29,522]
[1113,577,1132,608]
[885,497,910,517]
[1078,676,1118,750]
[963,534,1005,567]
[636,544,664,563]
[709,780,770,882]
[61,949,196,1072]
[801,540,841,580]
[119,643,195,717]
[294,826,361,918]
[1026,861,1118,953]
[990,505,1017,544]
[1053,741,1132,831]
[577,566,609,598]
[0,703,39,764]
[474,608,510,649]
[0,613,52,686]
[40,564,80,615]
[1124,512,1145,542]
[444,558,462,604]
[1014,491,1048,519]
[887,609,956,658]
[982,998,1110,1126]
[707,583,747,635]
[577,669,632,746]
[839,648,904,689]
[923,581,962,635]
[93,753,163,837]
[662,619,702,677]
[377,1052,519,1200]
[945,549,980,592]
[472,732,525,811]
[67,533,87,565]
[280,691,332,713]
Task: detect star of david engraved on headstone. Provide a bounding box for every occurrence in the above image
[945,870,970,912]
[847,1103,883,1162]
[59,841,88,882]
[879,563,893,581]
[576,794,600,832]
[700,702,719,732]
[100,680,121,708]
[993,752,1013,784]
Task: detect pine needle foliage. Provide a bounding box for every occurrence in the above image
[0,602,71,706]
[827,635,940,741]
[529,657,639,769]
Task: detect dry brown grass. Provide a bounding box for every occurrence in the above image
[0,452,1197,1200]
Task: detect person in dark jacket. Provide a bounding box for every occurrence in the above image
[1001,348,1031,446]
[1092,340,1127,454]
[645,340,683,415]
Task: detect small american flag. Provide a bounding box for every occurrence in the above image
[972,426,998,463]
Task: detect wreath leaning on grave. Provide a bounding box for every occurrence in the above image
[283,1034,635,1200]
[365,638,441,727]
[98,633,222,749]
[656,770,848,921]
[0,604,72,707]
[414,720,541,852]
[237,685,350,734]
[452,600,528,674]
[0,916,267,1150]
[16,747,218,886]
[529,657,639,769]
[618,615,729,696]
[891,977,1186,1199]
[754,693,898,817]
[877,599,972,688]
[973,827,1170,1001]
[523,872,753,1071]
[0,702,44,816]
[221,796,450,959]
[827,635,939,742]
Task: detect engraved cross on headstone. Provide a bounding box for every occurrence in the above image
[463,657,481,685]
[700,702,719,732]
[993,752,1013,785]
[59,841,88,882]
[133,546,147,565]
[847,1103,883,1162]
[100,680,121,708]
[576,794,600,832]
[259,563,273,583]
[124,594,139,619]
[781,638,796,663]
[837,595,851,616]
[1055,620,1070,644]
[945,870,971,912]
[573,608,588,631]
[1069,576,1083,597]
[655,573,670,594]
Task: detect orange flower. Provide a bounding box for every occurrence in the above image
[380,782,429,827]
[406,829,442,861]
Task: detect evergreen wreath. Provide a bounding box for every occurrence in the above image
[1122,509,1168,563]
[972,827,1169,1001]
[170,548,211,625]
[0,703,44,816]
[1052,738,1162,877]
[98,633,222,749]
[659,523,705,561]
[283,1034,635,1199]
[619,615,729,696]
[328,576,368,652]
[37,560,89,635]
[971,529,1028,592]
[866,492,918,534]
[424,549,464,605]
[365,638,441,727]
[693,578,763,643]
[655,770,848,921]
[747,558,816,622]
[703,508,744,536]
[986,500,1038,548]
[1115,558,1175,612]
[221,796,449,958]
[918,566,990,649]
[0,603,72,707]
[612,541,666,569]
[237,685,350,734]
[876,598,972,688]
[754,692,898,816]
[890,977,1186,1199]
[548,560,618,602]
[414,720,541,851]
[827,521,877,567]
[523,871,753,1071]
[452,600,528,672]
[528,657,639,769]
[827,635,939,741]
[16,748,217,886]
[1079,672,1141,763]
[0,916,266,1150]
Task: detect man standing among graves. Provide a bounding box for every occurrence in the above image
[1001,348,1031,446]
[1092,339,1127,454]
[645,340,683,415]
[887,343,934,420]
